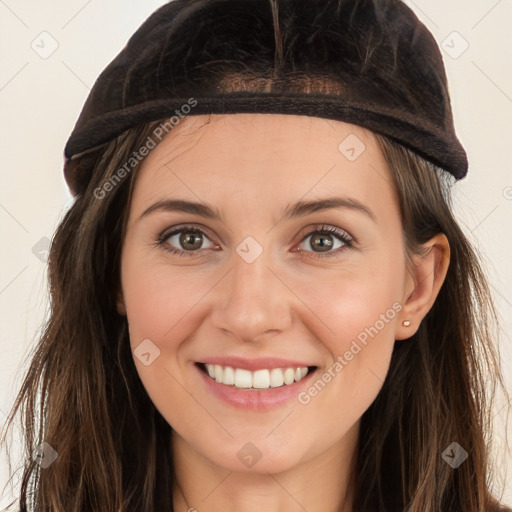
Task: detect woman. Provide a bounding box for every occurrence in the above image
[1,0,510,510]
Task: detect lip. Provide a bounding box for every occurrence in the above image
[197,356,316,371]
[194,362,318,411]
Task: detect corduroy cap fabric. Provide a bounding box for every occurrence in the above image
[63,0,468,196]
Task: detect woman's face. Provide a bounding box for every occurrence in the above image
[118,114,414,474]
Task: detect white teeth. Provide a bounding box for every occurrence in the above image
[253,369,270,389]
[234,368,252,388]
[203,364,312,390]
[223,365,235,385]
[283,368,295,385]
[269,368,284,388]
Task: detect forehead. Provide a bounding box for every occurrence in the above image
[129,113,397,217]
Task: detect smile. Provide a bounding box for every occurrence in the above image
[198,363,316,390]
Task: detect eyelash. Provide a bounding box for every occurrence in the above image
[155,224,355,260]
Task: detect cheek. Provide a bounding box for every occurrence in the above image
[291,258,403,409]
[121,255,206,343]
[290,256,403,349]
[120,257,210,423]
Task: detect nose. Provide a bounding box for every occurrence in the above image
[209,239,294,343]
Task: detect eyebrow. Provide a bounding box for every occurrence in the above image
[138,196,376,224]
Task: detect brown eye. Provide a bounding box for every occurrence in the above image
[294,225,354,259]
[158,227,215,256]
[308,232,335,252]
[157,224,354,259]
[178,231,204,251]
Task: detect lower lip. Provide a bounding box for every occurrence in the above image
[195,363,317,411]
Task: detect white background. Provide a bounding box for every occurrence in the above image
[1,0,511,508]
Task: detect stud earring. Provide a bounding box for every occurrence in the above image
[402,320,411,327]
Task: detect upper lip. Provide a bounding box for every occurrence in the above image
[196,356,318,371]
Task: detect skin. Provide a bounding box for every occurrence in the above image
[117,114,450,512]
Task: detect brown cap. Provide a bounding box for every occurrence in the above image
[63,0,468,196]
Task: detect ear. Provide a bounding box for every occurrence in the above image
[116,289,126,316]
[395,233,450,340]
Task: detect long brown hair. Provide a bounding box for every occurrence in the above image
[2,0,511,508]
[356,133,511,511]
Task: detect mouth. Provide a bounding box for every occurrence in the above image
[195,362,318,391]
